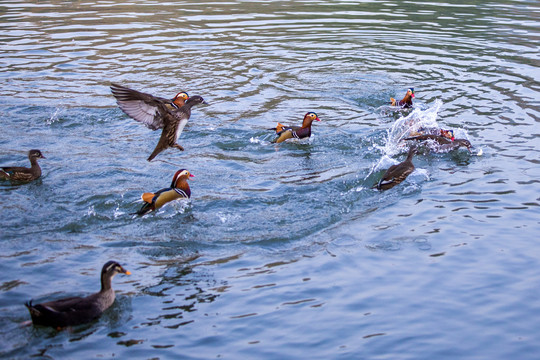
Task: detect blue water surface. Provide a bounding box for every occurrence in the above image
[1,0,539,359]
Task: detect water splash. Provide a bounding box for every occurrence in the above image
[379,99,443,157]
[367,100,444,180]
[47,107,69,125]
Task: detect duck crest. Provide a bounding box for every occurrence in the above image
[301,112,320,128]
[171,169,188,187]
[170,91,189,109]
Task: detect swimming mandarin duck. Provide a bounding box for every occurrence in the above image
[405,134,472,153]
[269,112,321,143]
[390,88,415,108]
[110,83,208,161]
[136,169,193,216]
[0,149,45,182]
[25,261,130,329]
[375,146,417,191]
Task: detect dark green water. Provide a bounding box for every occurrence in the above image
[1,0,539,359]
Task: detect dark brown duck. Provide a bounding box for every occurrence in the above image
[0,149,45,182]
[25,261,131,328]
[375,146,417,191]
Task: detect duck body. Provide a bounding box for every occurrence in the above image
[110,83,189,130]
[0,149,45,182]
[270,112,320,143]
[390,88,415,108]
[375,146,417,191]
[137,169,193,216]
[25,261,130,328]
[146,96,207,161]
[405,134,472,153]
[409,128,455,140]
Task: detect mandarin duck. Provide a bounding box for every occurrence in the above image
[405,134,472,153]
[136,169,193,216]
[269,112,321,143]
[390,88,415,108]
[110,83,208,161]
[0,149,45,182]
[375,146,417,191]
[25,261,130,329]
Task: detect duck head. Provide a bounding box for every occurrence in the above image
[170,169,194,188]
[102,260,131,277]
[185,95,208,107]
[172,91,189,107]
[456,139,473,152]
[29,149,45,160]
[440,129,455,140]
[302,112,321,127]
[407,88,415,99]
[101,261,131,291]
[407,145,418,159]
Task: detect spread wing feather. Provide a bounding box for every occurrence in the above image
[111,83,169,130]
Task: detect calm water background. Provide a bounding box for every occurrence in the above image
[1,0,539,358]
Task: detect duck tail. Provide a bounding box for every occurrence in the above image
[275,123,286,133]
[136,202,153,216]
[24,300,40,318]
[268,123,286,134]
[390,97,397,106]
[147,148,162,162]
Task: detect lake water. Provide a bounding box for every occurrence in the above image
[1,0,539,358]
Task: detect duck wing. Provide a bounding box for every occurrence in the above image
[1,167,35,182]
[404,134,439,141]
[377,162,415,190]
[137,187,170,215]
[110,83,171,130]
[405,134,452,145]
[1,166,28,173]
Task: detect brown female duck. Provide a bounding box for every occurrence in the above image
[137,169,193,216]
[269,112,321,143]
[110,83,189,130]
[111,83,207,161]
[0,149,45,182]
[25,261,130,328]
[375,146,417,191]
[390,88,415,108]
